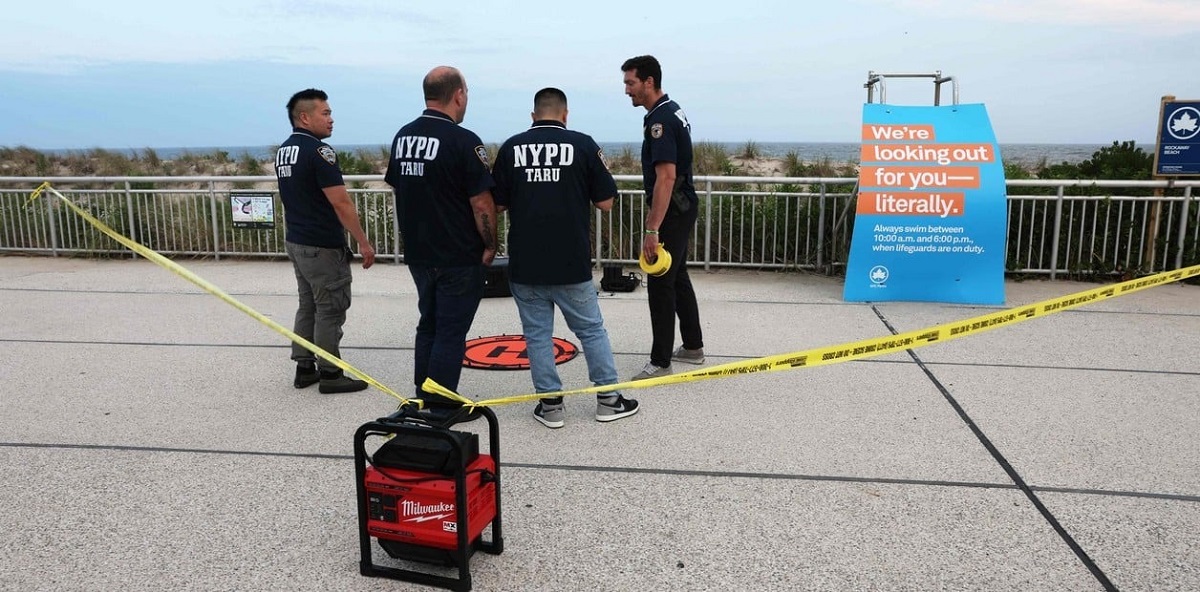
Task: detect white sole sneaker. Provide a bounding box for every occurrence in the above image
[596,396,639,422]
[630,362,672,381]
[533,402,565,429]
[672,347,705,365]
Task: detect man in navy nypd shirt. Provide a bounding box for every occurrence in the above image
[621,55,706,381]
[276,88,375,394]
[386,66,498,413]
[492,87,639,428]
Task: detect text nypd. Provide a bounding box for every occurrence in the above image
[510,142,575,182]
[391,135,440,176]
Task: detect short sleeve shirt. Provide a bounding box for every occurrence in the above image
[493,120,618,285]
[641,94,697,212]
[385,109,495,267]
[276,128,346,248]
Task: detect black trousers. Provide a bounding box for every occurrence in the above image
[646,206,703,367]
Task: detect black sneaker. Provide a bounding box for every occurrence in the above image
[416,394,482,425]
[596,394,639,422]
[533,397,565,429]
[418,405,481,426]
[318,371,368,394]
[294,364,320,389]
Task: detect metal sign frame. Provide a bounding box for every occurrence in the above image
[865,70,960,106]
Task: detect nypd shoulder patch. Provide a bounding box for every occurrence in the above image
[318,145,337,165]
[475,145,490,167]
[598,149,610,171]
[650,123,664,139]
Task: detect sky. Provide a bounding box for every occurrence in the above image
[2,0,1199,150]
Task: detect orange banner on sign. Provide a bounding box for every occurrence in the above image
[861,144,996,165]
[857,192,965,216]
[860,166,981,189]
[861,124,937,141]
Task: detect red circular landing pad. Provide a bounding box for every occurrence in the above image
[462,335,579,370]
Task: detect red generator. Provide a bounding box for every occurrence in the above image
[354,407,503,592]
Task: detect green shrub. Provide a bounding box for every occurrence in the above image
[237,152,263,176]
[141,148,161,168]
[1078,141,1154,186]
[694,142,737,176]
[739,140,760,160]
[606,146,638,174]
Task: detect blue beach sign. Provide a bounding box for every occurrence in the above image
[843,103,1007,304]
[1154,100,1200,176]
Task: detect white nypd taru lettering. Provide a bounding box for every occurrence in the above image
[512,142,574,183]
[393,161,425,176]
[275,145,300,178]
[394,136,440,160]
[674,108,691,134]
[392,135,440,176]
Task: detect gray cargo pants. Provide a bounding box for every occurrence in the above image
[285,241,353,372]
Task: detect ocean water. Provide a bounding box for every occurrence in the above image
[43,142,1110,166]
[599,142,1108,166]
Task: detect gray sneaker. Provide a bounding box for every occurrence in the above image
[596,394,639,422]
[533,397,565,429]
[630,361,672,381]
[672,346,705,365]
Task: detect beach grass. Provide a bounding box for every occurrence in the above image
[739,140,760,160]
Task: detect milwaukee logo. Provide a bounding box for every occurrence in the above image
[402,512,453,524]
[401,500,455,517]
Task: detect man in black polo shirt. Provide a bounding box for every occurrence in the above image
[386,66,498,412]
[276,88,375,394]
[621,55,706,381]
[492,87,639,428]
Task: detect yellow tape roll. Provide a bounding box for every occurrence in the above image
[638,243,672,277]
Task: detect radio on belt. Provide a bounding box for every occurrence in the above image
[354,404,503,592]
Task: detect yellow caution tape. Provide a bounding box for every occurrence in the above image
[27,183,434,406]
[433,261,1200,410]
[32,183,1200,413]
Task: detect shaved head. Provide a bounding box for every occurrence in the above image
[533,87,568,119]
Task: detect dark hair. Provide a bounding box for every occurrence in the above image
[423,68,465,103]
[621,55,662,90]
[286,88,328,125]
[533,87,568,116]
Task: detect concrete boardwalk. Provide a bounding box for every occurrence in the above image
[1,256,1197,592]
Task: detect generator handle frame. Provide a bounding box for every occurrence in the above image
[354,406,503,592]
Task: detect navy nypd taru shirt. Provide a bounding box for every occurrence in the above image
[641,94,698,212]
[385,109,495,267]
[275,127,347,248]
[492,120,618,285]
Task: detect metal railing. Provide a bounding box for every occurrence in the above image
[2,175,1198,278]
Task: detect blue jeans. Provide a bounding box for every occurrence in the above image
[509,280,620,399]
[409,264,485,398]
